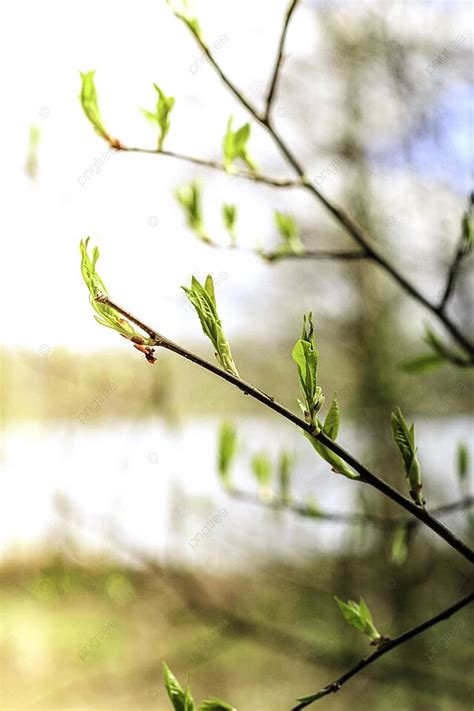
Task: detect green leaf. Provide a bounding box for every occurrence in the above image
[391,525,409,566]
[424,327,451,358]
[457,442,469,485]
[273,211,304,257]
[29,125,41,148]
[422,326,466,366]
[204,274,216,306]
[175,181,211,244]
[162,663,235,711]
[142,83,175,150]
[305,496,320,517]
[391,408,424,506]
[182,275,239,376]
[166,0,202,39]
[79,238,147,343]
[26,125,41,179]
[334,596,381,643]
[217,422,237,490]
[460,209,473,257]
[251,452,272,500]
[199,699,236,711]
[222,204,237,245]
[323,394,340,440]
[223,117,257,174]
[290,313,355,479]
[162,663,196,711]
[399,353,445,373]
[278,451,294,503]
[79,71,113,142]
[292,313,324,427]
[404,325,469,372]
[295,691,328,705]
[304,432,358,480]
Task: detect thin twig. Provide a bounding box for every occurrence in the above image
[97,294,474,564]
[292,589,474,709]
[438,195,473,312]
[229,489,474,530]
[189,239,368,261]
[173,14,474,360]
[118,145,301,188]
[264,0,300,121]
[265,249,368,261]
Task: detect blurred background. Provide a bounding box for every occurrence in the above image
[1,0,473,709]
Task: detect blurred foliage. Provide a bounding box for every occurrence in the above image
[1,342,473,424]
[0,551,472,710]
[25,125,40,180]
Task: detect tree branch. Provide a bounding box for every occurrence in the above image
[292,589,474,709]
[171,12,474,361]
[96,294,474,564]
[264,0,299,121]
[229,488,474,530]
[264,249,368,261]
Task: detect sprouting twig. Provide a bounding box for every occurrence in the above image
[96,294,474,564]
[169,7,474,361]
[292,590,474,709]
[118,144,301,188]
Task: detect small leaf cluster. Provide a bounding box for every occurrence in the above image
[216,423,296,502]
[142,83,175,150]
[251,452,272,501]
[425,326,460,365]
[249,449,296,501]
[183,275,239,376]
[163,663,235,711]
[273,211,304,257]
[166,0,203,40]
[80,238,147,343]
[278,450,294,504]
[80,71,116,145]
[223,117,257,174]
[292,312,324,428]
[391,407,424,506]
[460,208,473,258]
[457,442,469,491]
[390,524,409,566]
[334,596,382,644]
[222,204,238,244]
[217,422,238,490]
[305,395,358,480]
[175,181,211,244]
[26,125,41,179]
[292,315,356,478]
[400,326,455,373]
